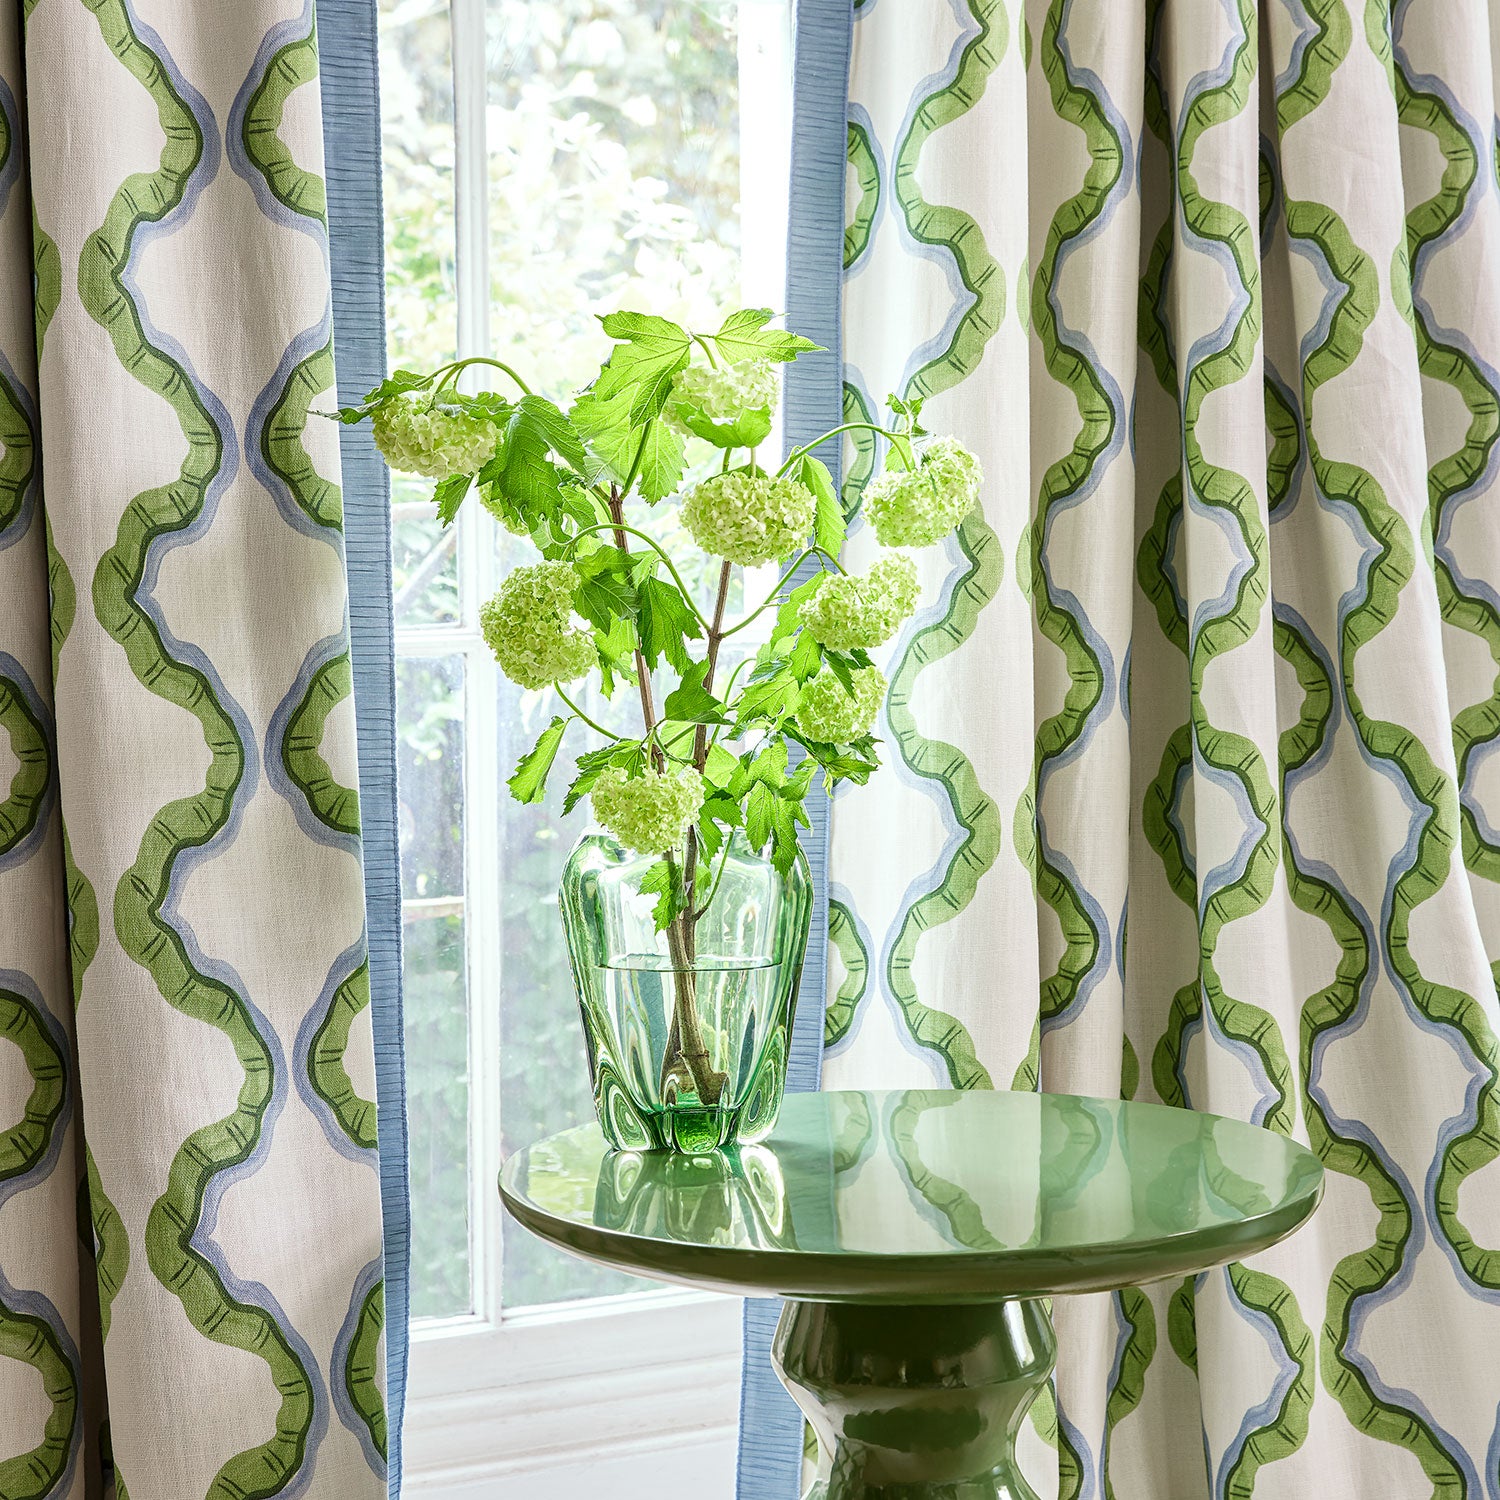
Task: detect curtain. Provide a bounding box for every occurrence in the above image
[0,1,401,1495]
[800,0,1500,1495]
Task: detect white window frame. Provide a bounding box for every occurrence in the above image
[395,1,794,1491]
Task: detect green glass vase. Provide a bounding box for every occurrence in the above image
[558,829,812,1154]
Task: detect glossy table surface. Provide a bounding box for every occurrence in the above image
[499,1088,1325,1302]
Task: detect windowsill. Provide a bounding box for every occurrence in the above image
[403,1291,743,1494]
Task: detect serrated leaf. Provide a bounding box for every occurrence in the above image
[433,473,472,527]
[638,856,687,930]
[791,454,844,557]
[748,739,789,789]
[572,546,640,632]
[507,717,567,804]
[745,780,776,851]
[788,630,822,683]
[713,308,821,364]
[672,398,774,450]
[632,419,686,502]
[486,396,585,513]
[595,312,692,426]
[638,576,702,673]
[663,661,724,724]
[703,743,741,790]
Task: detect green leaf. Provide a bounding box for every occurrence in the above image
[790,455,844,557]
[595,311,693,426]
[638,856,687,930]
[663,661,724,724]
[638,576,702,673]
[485,395,586,516]
[703,743,742,791]
[433,473,472,527]
[745,780,776,852]
[748,739,789,790]
[564,740,643,815]
[572,545,640,633]
[507,717,567,804]
[631,419,686,502]
[787,630,822,683]
[712,309,821,364]
[672,398,774,451]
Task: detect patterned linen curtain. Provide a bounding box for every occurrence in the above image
[826,0,1500,1494]
[0,2,396,1496]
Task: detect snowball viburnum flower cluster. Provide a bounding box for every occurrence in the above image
[863,436,982,548]
[591,765,706,855]
[479,561,594,689]
[371,397,498,480]
[681,471,817,566]
[795,664,886,744]
[667,359,778,431]
[800,551,920,651]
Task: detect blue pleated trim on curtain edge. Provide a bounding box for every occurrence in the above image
[317,2,412,1491]
[735,2,852,1492]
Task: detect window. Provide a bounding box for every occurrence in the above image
[377,0,792,1488]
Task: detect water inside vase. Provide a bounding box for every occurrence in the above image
[590,954,784,1151]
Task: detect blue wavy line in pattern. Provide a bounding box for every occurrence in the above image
[874,534,980,1083]
[887,0,983,393]
[228,0,349,553]
[1272,0,1320,97]
[823,880,877,1061]
[293,933,375,1163]
[1280,216,1484,1491]
[265,629,361,855]
[331,1256,387,1480]
[1211,1263,1301,1493]
[0,72,22,219]
[0,652,54,874]
[1033,0,1139,1041]
[844,101,886,282]
[171,920,331,1497]
[0,346,40,555]
[0,968,82,1496]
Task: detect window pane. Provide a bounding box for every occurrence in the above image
[497,677,652,1307]
[380,0,459,626]
[398,656,472,1318]
[484,0,744,395]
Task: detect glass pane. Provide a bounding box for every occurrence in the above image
[485,0,746,395]
[497,679,652,1306]
[398,656,472,1318]
[380,0,459,626]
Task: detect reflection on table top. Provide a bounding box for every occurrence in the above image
[499,1090,1325,1302]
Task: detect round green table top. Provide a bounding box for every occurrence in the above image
[499,1089,1324,1303]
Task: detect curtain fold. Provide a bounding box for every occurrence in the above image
[804,0,1500,1495]
[0,2,398,1495]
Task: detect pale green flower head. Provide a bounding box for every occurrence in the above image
[480,561,594,689]
[681,470,816,566]
[800,551,920,652]
[863,435,982,548]
[795,664,885,744]
[591,765,706,855]
[667,359,779,447]
[371,396,499,480]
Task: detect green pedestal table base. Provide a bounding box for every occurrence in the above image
[776,1299,1056,1500]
